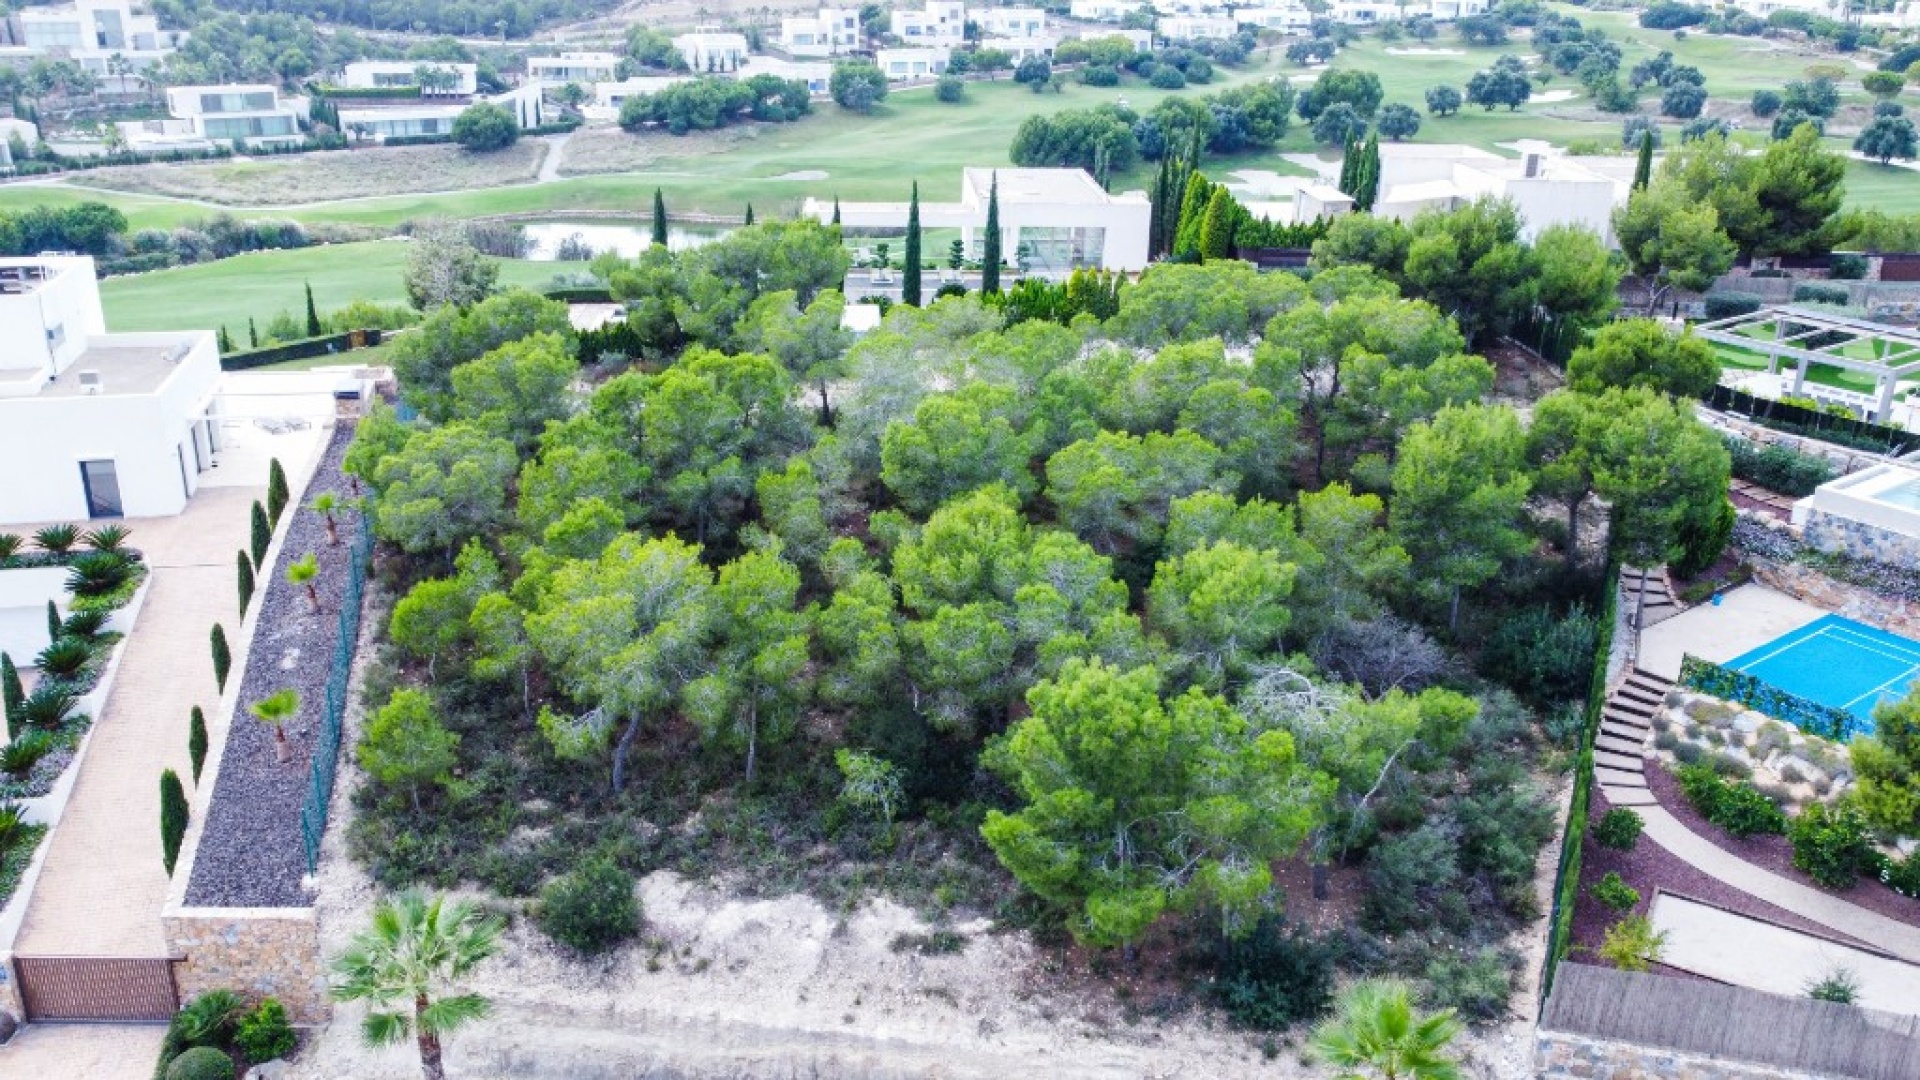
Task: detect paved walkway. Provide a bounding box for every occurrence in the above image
[1637,804,1920,965]
[0,1021,163,1072]
[12,486,260,956]
[1650,892,1920,1015]
[1637,582,1824,682]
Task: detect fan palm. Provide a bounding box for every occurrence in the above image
[66,551,133,598]
[1311,980,1463,1080]
[83,524,132,551]
[250,689,300,764]
[288,553,321,613]
[35,636,93,678]
[311,493,341,546]
[332,891,505,1080]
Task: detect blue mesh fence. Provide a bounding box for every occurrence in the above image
[301,509,373,874]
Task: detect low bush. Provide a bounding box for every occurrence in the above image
[1884,848,1920,897]
[1212,916,1336,1029]
[1792,282,1851,306]
[1703,291,1762,320]
[1806,967,1862,1002]
[1789,802,1880,888]
[0,731,54,775]
[1828,253,1868,280]
[1724,436,1834,497]
[1598,913,1666,972]
[164,1046,234,1080]
[1593,807,1644,851]
[233,997,296,1063]
[1480,603,1598,705]
[1676,763,1787,837]
[538,856,641,953]
[1590,871,1641,911]
[1422,947,1513,1022]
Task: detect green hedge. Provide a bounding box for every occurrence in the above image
[1540,560,1619,1007]
[314,84,423,99]
[221,329,383,371]
[381,133,455,147]
[1679,653,1863,741]
[543,285,614,302]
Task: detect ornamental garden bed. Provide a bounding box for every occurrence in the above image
[186,425,363,908]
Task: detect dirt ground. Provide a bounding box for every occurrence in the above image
[551,0,818,42]
[557,124,749,176]
[290,607,1548,1080]
[79,141,547,206]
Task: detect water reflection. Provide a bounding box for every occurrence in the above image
[522,220,731,261]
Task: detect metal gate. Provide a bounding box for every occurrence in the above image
[13,956,179,1022]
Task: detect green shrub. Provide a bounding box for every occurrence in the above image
[66,550,134,598]
[538,857,641,953]
[249,502,270,570]
[1593,807,1644,851]
[1702,291,1762,319]
[1792,282,1850,306]
[0,652,20,741]
[1708,751,1751,779]
[161,768,189,876]
[1673,497,1735,578]
[171,989,243,1047]
[1677,763,1787,837]
[62,608,111,638]
[164,1046,234,1080]
[1422,947,1513,1023]
[189,707,208,784]
[236,552,254,617]
[84,523,131,551]
[1481,604,1598,704]
[1789,802,1880,888]
[1828,253,1868,280]
[1724,436,1834,497]
[33,524,79,553]
[1806,967,1861,1002]
[234,998,296,1064]
[210,624,231,693]
[35,636,93,677]
[1598,913,1666,972]
[1591,871,1641,911]
[20,686,77,729]
[1883,848,1920,896]
[0,730,54,775]
[266,459,289,528]
[1212,916,1336,1029]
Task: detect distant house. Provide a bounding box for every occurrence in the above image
[117,84,305,153]
[1369,141,1629,243]
[6,0,182,81]
[526,51,623,87]
[890,0,967,47]
[674,28,750,72]
[340,61,479,96]
[1156,15,1239,40]
[0,256,222,523]
[807,166,1151,275]
[0,117,36,171]
[737,56,834,95]
[1068,0,1133,22]
[780,7,863,56]
[338,83,543,142]
[977,6,1050,38]
[876,46,950,80]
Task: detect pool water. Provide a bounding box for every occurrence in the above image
[1878,477,1920,512]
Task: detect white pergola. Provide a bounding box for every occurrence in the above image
[1694,305,1920,424]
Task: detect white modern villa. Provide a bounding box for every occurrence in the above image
[1370,141,1629,243]
[808,167,1151,275]
[337,83,543,143]
[117,84,306,153]
[0,257,221,523]
[779,6,864,56]
[527,51,623,87]
[339,61,479,96]
[0,0,182,81]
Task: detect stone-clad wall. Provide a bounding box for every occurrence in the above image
[164,908,330,1024]
[1536,1031,1823,1080]
[1803,509,1920,568]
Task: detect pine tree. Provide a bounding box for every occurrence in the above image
[2,652,22,742]
[1633,129,1653,191]
[267,458,289,528]
[903,180,923,306]
[189,707,208,784]
[248,317,258,348]
[304,282,322,337]
[160,768,188,876]
[210,623,231,693]
[982,173,1002,295]
[237,551,255,617]
[744,203,755,226]
[651,187,669,246]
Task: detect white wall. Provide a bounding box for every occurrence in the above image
[0,567,70,662]
[0,258,106,388]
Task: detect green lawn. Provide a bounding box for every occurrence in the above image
[99,241,565,333]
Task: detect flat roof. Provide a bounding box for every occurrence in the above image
[36,340,203,398]
[0,261,61,296]
[962,167,1111,205]
[1379,142,1503,161]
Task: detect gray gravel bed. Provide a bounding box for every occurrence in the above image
[186,424,362,908]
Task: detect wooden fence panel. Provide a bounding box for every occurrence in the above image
[13,955,179,1022]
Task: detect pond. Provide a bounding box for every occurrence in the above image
[521,219,731,261]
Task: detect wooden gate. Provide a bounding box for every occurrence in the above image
[13,956,179,1022]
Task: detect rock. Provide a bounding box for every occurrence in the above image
[244,1061,289,1080]
[0,1010,17,1045]
[1733,711,1766,734]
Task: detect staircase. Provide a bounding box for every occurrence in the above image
[1592,668,1675,809]
[1620,566,1682,629]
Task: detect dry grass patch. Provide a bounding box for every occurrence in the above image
[81,142,546,206]
[557,124,755,176]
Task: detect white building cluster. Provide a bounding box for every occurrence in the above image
[0,257,222,524]
[0,0,183,82]
[1070,0,1492,32]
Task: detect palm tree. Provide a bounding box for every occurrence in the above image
[311,493,340,545]
[1311,980,1463,1080]
[287,553,321,613]
[332,891,505,1080]
[250,689,299,764]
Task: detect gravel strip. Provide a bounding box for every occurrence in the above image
[186,424,362,908]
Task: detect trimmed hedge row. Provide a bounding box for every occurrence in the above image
[1540,561,1620,1006]
[220,329,383,371]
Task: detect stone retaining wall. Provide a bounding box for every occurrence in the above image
[163,907,329,1024]
[1750,558,1920,642]
[1537,1030,1827,1080]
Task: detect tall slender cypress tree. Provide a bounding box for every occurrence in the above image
[981,173,1002,295]
[903,181,923,306]
[744,203,755,226]
[304,282,322,337]
[2,652,22,742]
[651,187,669,246]
[189,707,208,784]
[1356,133,1382,211]
[1633,129,1653,191]
[1337,132,1358,195]
[832,196,842,226]
[160,768,188,876]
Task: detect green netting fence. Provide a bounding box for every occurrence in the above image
[301,509,374,874]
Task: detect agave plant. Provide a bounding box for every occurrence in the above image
[33,524,79,553]
[66,551,134,598]
[34,637,94,678]
[19,687,77,729]
[83,524,132,552]
[0,534,21,560]
[0,730,55,775]
[61,609,111,640]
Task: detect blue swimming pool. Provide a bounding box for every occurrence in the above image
[1724,614,1920,730]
